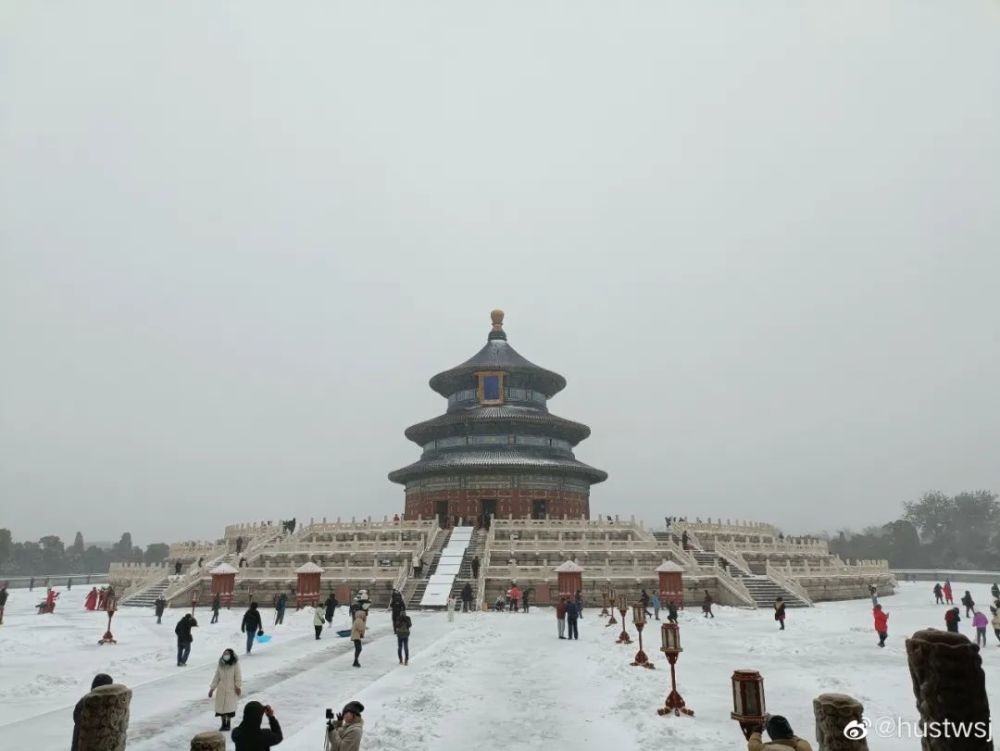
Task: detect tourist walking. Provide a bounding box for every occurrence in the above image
[390,589,405,623]
[640,589,652,618]
[325,592,339,624]
[747,715,812,751]
[84,587,98,611]
[943,579,953,604]
[154,596,167,624]
[973,609,989,647]
[209,648,242,731]
[351,609,366,667]
[961,591,975,618]
[274,592,287,625]
[396,609,412,665]
[314,604,326,639]
[702,590,714,618]
[575,589,584,619]
[992,582,1000,602]
[566,597,580,640]
[241,602,263,655]
[211,592,222,624]
[933,582,943,605]
[175,613,198,666]
[326,701,364,751]
[0,585,7,624]
[945,607,961,633]
[509,584,522,612]
[873,604,889,648]
[992,609,1000,645]
[774,598,786,630]
[651,591,661,620]
[556,597,567,638]
[471,555,480,580]
[681,530,689,550]
[666,600,678,624]
[232,701,282,750]
[461,582,473,612]
[70,674,114,751]
[522,588,530,613]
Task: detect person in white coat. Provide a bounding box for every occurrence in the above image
[314,603,326,640]
[208,648,242,731]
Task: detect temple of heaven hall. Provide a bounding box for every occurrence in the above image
[389,310,607,527]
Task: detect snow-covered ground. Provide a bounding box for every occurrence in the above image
[1,581,998,749]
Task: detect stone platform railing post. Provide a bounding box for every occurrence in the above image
[905,629,993,750]
[813,693,868,750]
[77,684,132,751]
[191,730,227,750]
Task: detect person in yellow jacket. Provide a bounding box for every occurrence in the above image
[748,716,812,750]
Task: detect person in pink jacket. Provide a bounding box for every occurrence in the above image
[972,610,989,647]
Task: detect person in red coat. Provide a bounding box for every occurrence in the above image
[873,604,889,647]
[943,580,953,605]
[84,587,98,611]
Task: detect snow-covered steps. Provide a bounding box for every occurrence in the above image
[731,571,810,608]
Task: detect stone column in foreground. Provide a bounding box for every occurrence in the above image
[191,730,227,750]
[77,684,132,751]
[905,629,993,751]
[813,692,868,750]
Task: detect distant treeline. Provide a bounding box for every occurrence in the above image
[823,490,1000,570]
[0,530,169,576]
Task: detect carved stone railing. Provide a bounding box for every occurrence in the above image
[703,563,757,608]
[475,524,496,607]
[766,561,814,606]
[673,518,782,538]
[712,540,753,576]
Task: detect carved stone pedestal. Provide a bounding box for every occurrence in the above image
[78,684,132,751]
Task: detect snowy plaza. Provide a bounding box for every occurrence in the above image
[1,580,998,749]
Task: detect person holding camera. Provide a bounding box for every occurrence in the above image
[326,701,364,751]
[232,701,282,750]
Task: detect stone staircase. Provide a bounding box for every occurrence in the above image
[683,539,810,609]
[121,578,170,608]
[730,570,810,608]
[404,526,451,609]
[447,528,485,604]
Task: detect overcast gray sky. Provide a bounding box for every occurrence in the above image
[2,1,999,546]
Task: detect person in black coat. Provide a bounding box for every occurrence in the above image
[241,603,263,655]
[211,592,222,624]
[232,701,282,750]
[471,555,480,580]
[154,596,167,624]
[274,593,287,625]
[565,600,579,639]
[175,614,198,665]
[70,673,113,751]
[324,593,338,624]
[666,600,678,624]
[390,589,404,624]
[461,582,473,612]
[961,591,975,618]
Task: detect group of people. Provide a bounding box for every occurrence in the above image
[83,586,114,611]
[936,580,1000,648]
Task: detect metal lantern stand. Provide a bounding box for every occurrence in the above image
[616,594,632,644]
[98,596,118,645]
[600,590,611,617]
[657,622,693,717]
[730,670,766,739]
[630,602,654,669]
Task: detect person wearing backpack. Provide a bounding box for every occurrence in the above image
[395,608,412,665]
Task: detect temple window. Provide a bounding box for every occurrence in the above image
[476,371,505,405]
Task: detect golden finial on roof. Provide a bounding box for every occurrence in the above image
[490,309,505,331]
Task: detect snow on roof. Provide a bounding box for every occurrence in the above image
[655,560,685,573]
[554,559,584,573]
[295,562,325,574]
[210,563,238,575]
